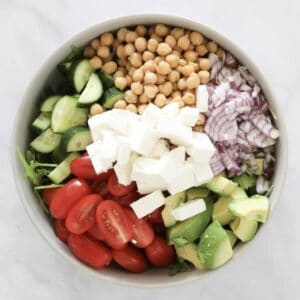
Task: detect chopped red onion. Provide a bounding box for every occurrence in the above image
[210,151,226,175]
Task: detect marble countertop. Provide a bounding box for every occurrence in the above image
[1,0,300,299]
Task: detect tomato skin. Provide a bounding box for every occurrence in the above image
[112,245,148,273]
[65,194,103,234]
[124,208,155,248]
[114,190,140,207]
[42,188,59,207]
[50,179,91,220]
[87,225,104,241]
[91,180,109,198]
[54,219,69,243]
[96,200,133,250]
[108,172,136,197]
[145,237,175,268]
[70,156,98,180]
[146,207,163,224]
[67,234,112,269]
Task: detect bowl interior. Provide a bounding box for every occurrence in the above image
[12,14,288,288]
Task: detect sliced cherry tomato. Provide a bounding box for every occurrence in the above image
[114,190,141,207]
[146,207,164,224]
[87,225,104,241]
[54,219,69,243]
[65,194,103,234]
[50,178,91,219]
[91,180,109,198]
[108,172,136,197]
[70,156,98,180]
[42,188,59,207]
[124,208,155,248]
[145,236,175,268]
[112,245,148,273]
[67,234,112,269]
[96,200,132,250]
[153,223,167,236]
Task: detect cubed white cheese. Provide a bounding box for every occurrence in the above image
[186,132,215,163]
[141,103,161,128]
[178,106,199,127]
[160,102,180,119]
[196,85,209,113]
[107,109,131,135]
[130,191,165,218]
[101,130,118,163]
[148,139,169,159]
[171,198,206,221]
[114,153,137,186]
[86,141,105,174]
[116,137,132,165]
[188,157,214,186]
[88,111,112,141]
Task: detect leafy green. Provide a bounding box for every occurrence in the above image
[168,261,194,276]
[34,184,63,190]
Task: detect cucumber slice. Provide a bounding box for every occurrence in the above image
[40,95,61,112]
[60,126,92,152]
[70,59,93,93]
[30,128,61,153]
[32,113,51,132]
[52,147,68,163]
[58,61,72,74]
[98,71,114,89]
[48,152,79,184]
[77,73,103,107]
[51,96,88,133]
[102,87,125,109]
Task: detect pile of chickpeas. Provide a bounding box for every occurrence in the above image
[84,24,224,131]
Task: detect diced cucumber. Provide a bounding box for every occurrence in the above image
[52,147,68,163]
[30,128,61,153]
[48,152,79,184]
[40,95,61,112]
[32,113,51,132]
[70,59,93,93]
[60,126,92,152]
[58,61,72,74]
[98,71,114,89]
[101,87,125,109]
[51,96,88,133]
[77,73,103,107]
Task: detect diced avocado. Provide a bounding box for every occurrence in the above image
[186,187,210,201]
[168,198,213,247]
[229,195,269,223]
[101,87,125,109]
[231,187,248,200]
[175,243,203,270]
[253,158,264,176]
[198,221,233,269]
[162,191,186,227]
[233,173,256,190]
[225,230,238,247]
[206,175,237,196]
[230,218,258,242]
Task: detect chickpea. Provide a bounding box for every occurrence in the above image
[157,43,172,56]
[207,41,218,53]
[155,24,169,37]
[100,32,113,46]
[131,81,144,95]
[125,90,138,104]
[102,61,117,74]
[154,93,167,107]
[168,70,180,83]
[127,104,138,113]
[129,52,142,67]
[193,125,204,132]
[118,58,127,67]
[116,45,125,58]
[135,25,147,37]
[142,51,154,62]
[217,48,225,60]
[191,62,200,72]
[173,45,183,53]
[124,43,135,56]
[166,54,179,68]
[189,31,203,46]
[186,73,200,89]
[89,56,102,70]
[150,33,163,42]
[196,45,208,56]
[113,69,125,79]
[144,85,159,99]
[177,78,187,91]
[154,56,163,65]
[179,58,187,66]
[172,82,178,91]
[97,46,110,58]
[172,91,182,98]
[114,99,127,109]
[198,70,210,83]
[102,54,113,64]
[172,50,181,57]
[126,75,132,85]
[91,38,101,50]
[176,65,183,74]
[128,67,137,78]
[138,104,147,114]
[125,31,138,43]
[197,113,206,126]
[148,26,155,35]
[125,62,132,71]
[182,64,195,76]
[90,103,103,116]
[177,35,190,50]
[114,77,128,90]
[132,68,144,82]
[165,35,177,48]
[144,71,157,85]
[182,91,196,105]
[135,37,147,52]
[143,60,156,72]
[147,39,159,52]
[139,93,150,104]
[117,28,128,41]
[112,39,120,49]
[199,58,212,71]
[202,37,208,45]
[83,46,95,58]
[159,82,173,96]
[157,61,171,75]
[157,74,166,84]
[170,27,185,39]
[184,50,198,62]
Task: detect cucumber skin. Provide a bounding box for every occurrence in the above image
[70,60,93,93]
[101,87,125,109]
[98,71,114,89]
[30,128,61,154]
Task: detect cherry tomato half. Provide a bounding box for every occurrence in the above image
[146,207,164,224]
[42,188,59,207]
[70,156,98,180]
[50,178,91,220]
[67,234,112,269]
[65,194,103,234]
[96,200,132,250]
[112,245,148,273]
[108,172,136,197]
[114,190,141,207]
[87,225,104,241]
[145,236,175,268]
[54,219,69,243]
[91,180,109,198]
[124,208,155,248]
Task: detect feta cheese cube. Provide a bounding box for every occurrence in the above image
[171,199,206,221]
[178,106,199,127]
[130,191,165,218]
[190,158,214,186]
[149,139,169,159]
[114,153,137,186]
[88,111,112,141]
[196,85,209,113]
[101,130,118,163]
[141,103,161,128]
[116,137,132,165]
[161,102,180,119]
[107,109,131,135]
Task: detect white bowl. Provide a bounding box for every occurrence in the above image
[11,14,288,288]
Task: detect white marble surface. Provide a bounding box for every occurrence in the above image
[1,0,300,299]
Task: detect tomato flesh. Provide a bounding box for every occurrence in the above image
[108,172,136,197]
[54,219,69,243]
[91,180,109,198]
[146,207,164,224]
[87,225,104,241]
[70,156,98,180]
[65,194,103,234]
[67,234,112,269]
[113,190,140,207]
[96,200,133,250]
[42,188,59,207]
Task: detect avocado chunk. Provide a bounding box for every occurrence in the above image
[162,191,186,227]
[253,158,264,176]
[230,218,258,242]
[225,230,238,247]
[186,186,210,201]
[229,195,269,223]
[175,243,203,270]
[206,175,237,196]
[198,221,233,269]
[233,173,256,190]
[168,198,213,247]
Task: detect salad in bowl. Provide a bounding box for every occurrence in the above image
[15,19,283,278]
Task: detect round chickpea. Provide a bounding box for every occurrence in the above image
[131,81,144,95]
[172,91,182,98]
[207,41,218,53]
[132,68,144,82]
[144,85,159,99]
[197,113,206,125]
[173,46,183,53]
[157,74,166,84]
[118,58,127,67]
[178,59,187,66]
[102,54,113,64]
[90,103,103,116]
[177,78,187,90]
[135,37,147,52]
[147,39,159,52]
[124,43,135,56]
[89,56,102,70]
[184,51,198,62]
[172,50,181,57]
[117,28,128,42]
[116,45,126,58]
[142,51,155,62]
[192,62,199,72]
[189,31,203,46]
[157,61,171,75]
[113,69,125,79]
[143,60,156,72]
[125,31,138,43]
[182,64,195,76]
[129,52,142,67]
[150,33,163,42]
[154,56,163,65]
[172,82,178,91]
[159,82,173,96]
[198,70,210,83]
[217,48,225,60]
[154,93,167,107]
[155,24,169,37]
[170,27,185,39]
[182,92,196,105]
[125,90,138,104]
[126,104,138,113]
[91,38,101,50]
[135,25,147,37]
[196,45,208,56]
[112,39,120,48]
[186,73,200,89]
[128,67,137,78]
[177,35,190,50]
[165,35,177,48]
[168,70,180,83]
[102,61,117,74]
[100,32,113,46]
[97,46,110,58]
[83,46,95,58]
[126,75,132,85]
[157,43,172,56]
[114,99,127,109]
[199,58,212,71]
[114,77,128,90]
[139,93,150,104]
[144,71,157,85]
[138,104,147,114]
[166,54,179,68]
